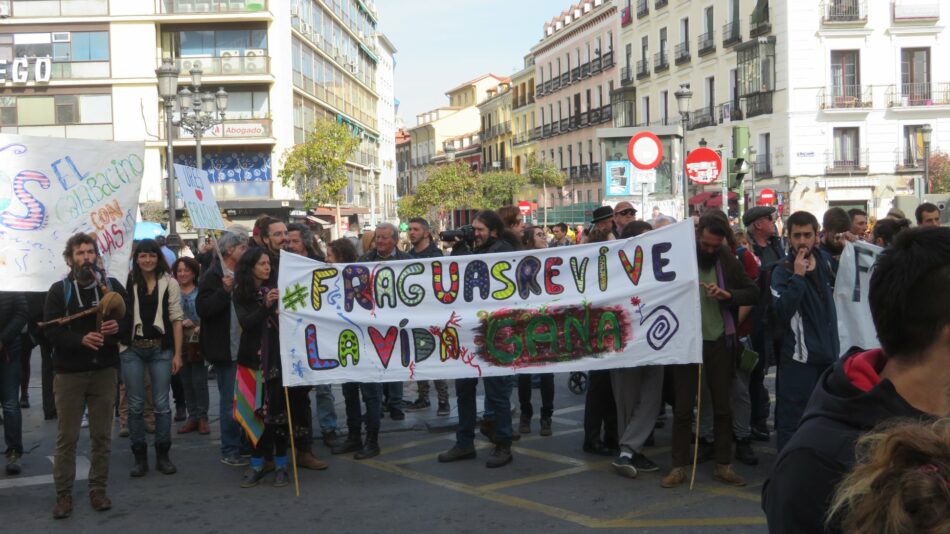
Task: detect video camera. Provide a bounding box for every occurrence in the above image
[439,224,475,245]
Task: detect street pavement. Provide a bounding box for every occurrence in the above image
[0,351,773,532]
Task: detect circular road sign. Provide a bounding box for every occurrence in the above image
[628,132,664,171]
[518,200,532,215]
[685,147,723,185]
[759,188,777,205]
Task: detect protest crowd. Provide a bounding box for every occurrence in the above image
[0,199,948,533]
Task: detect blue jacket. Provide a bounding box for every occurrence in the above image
[770,248,839,365]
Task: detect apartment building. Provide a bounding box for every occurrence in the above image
[0,0,390,232]
[618,0,949,218]
[531,0,620,223]
[375,32,396,223]
[511,55,538,175]
[395,127,410,197]
[477,80,513,172]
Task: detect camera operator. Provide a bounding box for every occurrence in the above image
[438,210,517,468]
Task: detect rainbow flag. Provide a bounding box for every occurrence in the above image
[234,364,265,447]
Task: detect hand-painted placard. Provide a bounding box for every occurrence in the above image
[278,221,702,385]
[174,164,226,231]
[0,134,144,291]
[834,240,882,355]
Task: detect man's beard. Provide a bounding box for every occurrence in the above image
[697,248,718,270]
[797,245,814,259]
[73,263,96,285]
[822,236,843,256]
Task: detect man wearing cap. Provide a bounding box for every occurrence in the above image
[743,205,784,441]
[612,202,638,237]
[590,206,614,235]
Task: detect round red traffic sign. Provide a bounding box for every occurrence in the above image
[628,132,664,171]
[758,188,776,205]
[685,147,723,185]
[517,200,532,215]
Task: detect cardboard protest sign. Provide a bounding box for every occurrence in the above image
[834,240,882,355]
[0,134,145,291]
[278,221,702,386]
[173,164,225,231]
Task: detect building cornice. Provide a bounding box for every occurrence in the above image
[530,4,617,57]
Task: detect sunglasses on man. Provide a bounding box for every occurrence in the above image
[616,209,636,216]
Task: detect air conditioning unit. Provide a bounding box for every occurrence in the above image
[0,5,10,17]
[219,49,240,74]
[52,32,71,43]
[244,49,265,72]
[302,23,312,35]
[290,6,299,17]
[180,57,203,74]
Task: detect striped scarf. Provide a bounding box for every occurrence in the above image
[233,364,265,447]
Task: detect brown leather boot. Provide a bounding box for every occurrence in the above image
[296,450,329,470]
[713,464,747,486]
[660,467,687,488]
[177,420,199,434]
[52,494,73,519]
[89,490,112,511]
[198,418,211,435]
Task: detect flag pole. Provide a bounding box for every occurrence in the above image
[689,364,703,491]
[284,386,300,497]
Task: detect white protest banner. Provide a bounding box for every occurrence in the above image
[173,164,225,231]
[278,221,702,386]
[0,134,145,291]
[834,240,882,355]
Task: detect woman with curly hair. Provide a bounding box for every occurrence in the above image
[827,418,949,534]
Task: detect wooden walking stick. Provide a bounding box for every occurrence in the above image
[689,363,703,491]
[284,386,300,497]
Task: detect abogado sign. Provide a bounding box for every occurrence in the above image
[0,57,53,84]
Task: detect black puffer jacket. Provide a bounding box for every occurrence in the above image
[0,292,28,360]
[195,261,234,365]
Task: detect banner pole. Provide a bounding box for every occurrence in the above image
[284,386,300,497]
[689,363,703,491]
[209,233,227,273]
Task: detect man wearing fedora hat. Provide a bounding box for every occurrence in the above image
[591,206,615,234]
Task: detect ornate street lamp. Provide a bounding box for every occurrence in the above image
[155,59,181,252]
[921,123,932,199]
[675,83,693,219]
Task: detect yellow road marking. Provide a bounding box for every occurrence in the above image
[478,465,591,491]
[378,435,454,456]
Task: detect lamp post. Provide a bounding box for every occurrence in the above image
[174,66,228,248]
[675,83,692,220]
[921,124,932,201]
[155,59,181,253]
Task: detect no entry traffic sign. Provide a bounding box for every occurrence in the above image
[759,188,776,205]
[685,147,723,185]
[628,132,663,171]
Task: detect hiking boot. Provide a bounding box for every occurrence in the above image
[198,418,211,435]
[130,443,148,477]
[240,467,267,488]
[612,455,638,478]
[437,446,477,463]
[353,432,379,460]
[322,431,339,448]
[697,438,715,464]
[52,494,73,519]
[331,432,362,455]
[631,453,660,472]
[660,467,688,488]
[5,451,22,475]
[485,444,512,468]
[89,490,111,511]
[405,398,430,411]
[273,467,290,487]
[735,438,759,466]
[713,464,747,486]
[154,442,177,475]
[296,450,328,471]
[436,401,451,416]
[177,420,199,434]
[518,414,531,435]
[539,417,553,437]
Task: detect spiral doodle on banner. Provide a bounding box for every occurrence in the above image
[641,305,679,350]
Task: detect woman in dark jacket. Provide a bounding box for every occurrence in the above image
[232,247,288,488]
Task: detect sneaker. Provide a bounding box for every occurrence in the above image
[631,452,660,472]
[389,408,406,421]
[273,467,290,487]
[240,467,267,488]
[436,401,451,416]
[89,490,112,511]
[485,445,512,468]
[612,455,638,478]
[713,464,747,486]
[735,438,759,466]
[80,412,89,428]
[5,451,22,475]
[437,446,477,463]
[405,398,430,411]
[221,454,249,467]
[660,467,688,488]
[52,494,73,519]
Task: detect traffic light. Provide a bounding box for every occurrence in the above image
[729,126,751,190]
[728,157,751,189]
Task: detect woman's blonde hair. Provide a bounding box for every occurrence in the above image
[827,418,949,534]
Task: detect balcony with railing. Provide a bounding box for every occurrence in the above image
[581,62,591,78]
[569,166,579,180]
[533,126,542,139]
[818,85,872,110]
[892,1,940,22]
[750,8,772,37]
[580,164,590,178]
[688,107,715,130]
[560,72,570,87]
[168,54,270,77]
[653,51,669,73]
[589,107,602,124]
[698,31,716,56]
[560,118,569,132]
[745,91,774,118]
[723,21,741,47]
[159,0,269,14]
[591,57,603,74]
[718,101,743,123]
[636,59,650,79]
[637,0,649,18]
[655,0,668,9]
[591,162,601,177]
[886,83,950,107]
[621,6,633,26]
[603,51,614,69]
[621,66,634,86]
[551,76,562,92]
[674,42,690,65]
[1,0,108,16]
[826,149,869,174]
[821,1,867,24]
[755,159,772,178]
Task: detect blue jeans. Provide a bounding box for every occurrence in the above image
[181,360,209,420]
[776,359,830,451]
[383,382,403,412]
[1,352,23,454]
[455,377,513,449]
[214,362,243,457]
[120,345,173,446]
[314,385,337,434]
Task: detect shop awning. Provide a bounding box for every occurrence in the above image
[689,192,715,205]
[705,192,738,207]
[360,42,379,63]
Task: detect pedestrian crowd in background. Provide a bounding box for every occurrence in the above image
[0,200,947,533]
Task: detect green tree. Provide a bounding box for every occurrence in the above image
[412,161,481,231]
[526,155,567,228]
[396,194,426,220]
[278,119,360,209]
[928,150,950,194]
[479,171,528,210]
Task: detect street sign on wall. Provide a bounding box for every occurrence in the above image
[628,132,664,170]
[685,147,723,185]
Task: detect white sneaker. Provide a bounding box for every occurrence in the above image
[80,411,89,428]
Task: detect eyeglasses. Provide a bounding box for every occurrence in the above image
[617,209,636,216]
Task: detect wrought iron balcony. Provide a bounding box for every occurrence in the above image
[688,107,715,130]
[621,66,634,86]
[826,149,869,174]
[637,0,648,18]
[636,59,650,79]
[698,32,716,56]
[745,91,773,118]
[674,42,690,65]
[591,162,601,177]
[581,62,591,78]
[560,72,571,86]
[821,0,867,23]
[589,108,602,123]
[723,21,741,47]
[655,0,668,9]
[591,57,603,74]
[653,51,669,73]
[755,159,772,178]
[750,9,772,37]
[603,51,614,69]
[885,83,950,107]
[718,101,743,123]
[818,85,872,109]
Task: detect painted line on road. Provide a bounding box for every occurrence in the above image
[478,465,593,491]
[0,456,90,490]
[378,435,456,456]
